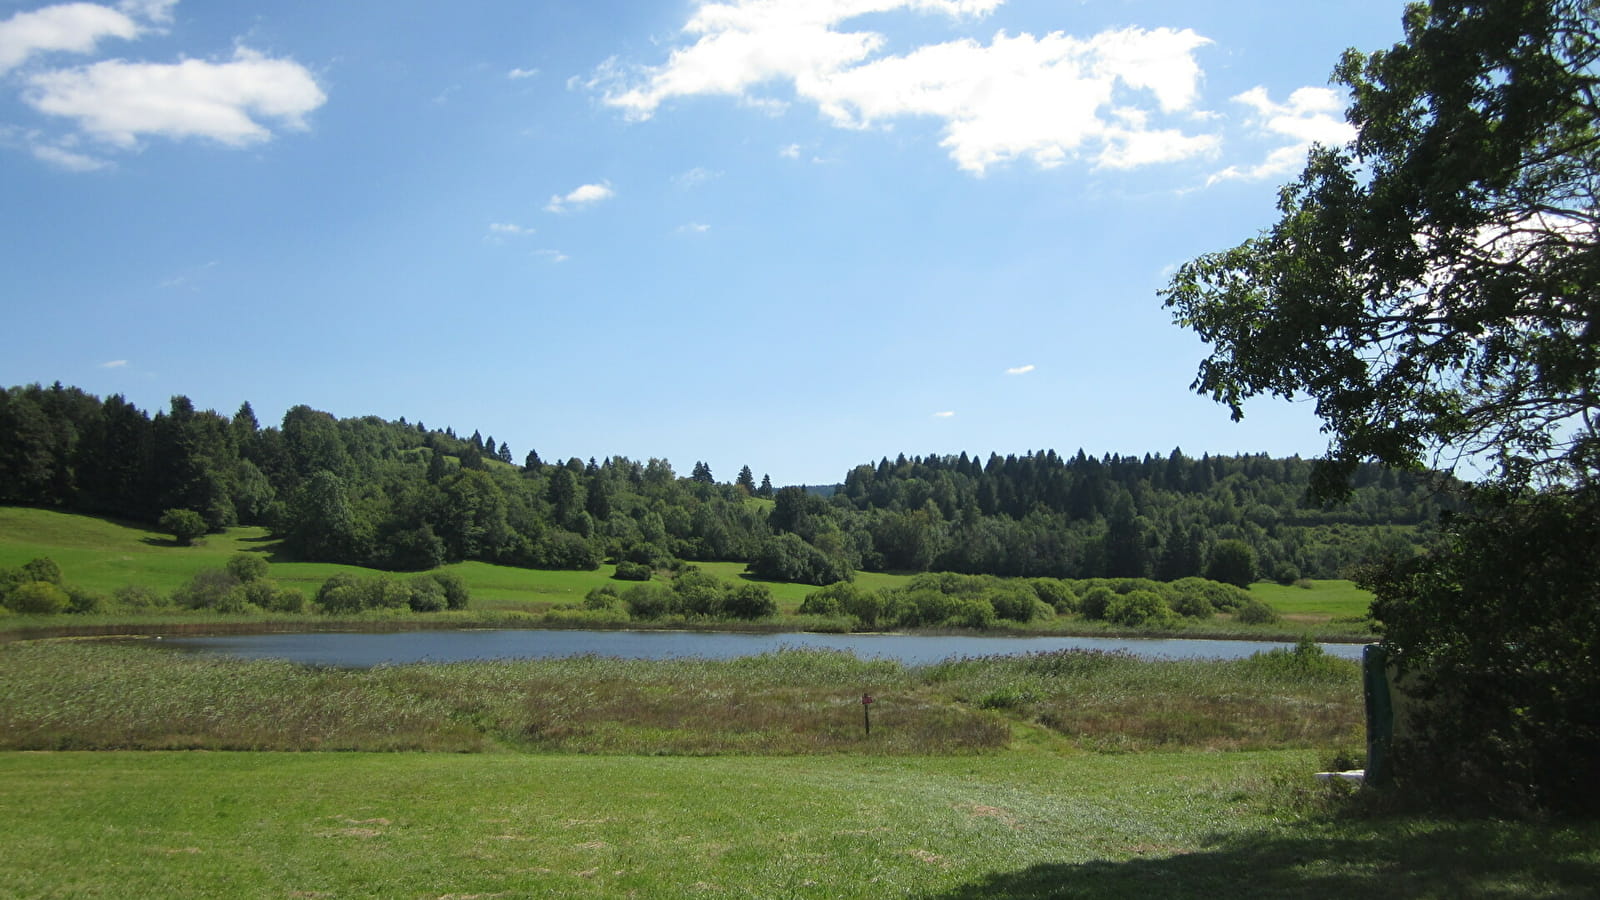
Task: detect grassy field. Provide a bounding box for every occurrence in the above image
[1249,580,1374,624]
[2,750,1596,899]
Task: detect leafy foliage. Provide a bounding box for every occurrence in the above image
[1163,0,1600,814]
[159,508,208,546]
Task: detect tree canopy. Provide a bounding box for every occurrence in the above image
[1163,0,1598,495]
[1164,0,1600,815]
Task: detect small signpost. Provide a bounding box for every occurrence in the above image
[862,693,874,737]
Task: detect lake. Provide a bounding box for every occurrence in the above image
[153,629,1371,667]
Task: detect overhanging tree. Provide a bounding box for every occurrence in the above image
[1162,0,1599,814]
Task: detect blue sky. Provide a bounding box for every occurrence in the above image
[1,0,1408,485]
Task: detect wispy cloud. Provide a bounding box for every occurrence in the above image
[506,67,539,80]
[933,410,955,418]
[1207,85,1354,185]
[486,222,534,240]
[535,248,569,263]
[673,166,719,188]
[677,222,711,234]
[779,143,801,159]
[545,181,614,213]
[1005,364,1035,375]
[31,140,110,171]
[99,359,128,368]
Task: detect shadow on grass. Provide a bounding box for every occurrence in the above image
[926,820,1600,899]
[138,536,192,548]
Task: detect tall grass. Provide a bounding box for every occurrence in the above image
[0,640,1361,756]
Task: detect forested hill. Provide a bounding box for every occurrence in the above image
[0,383,1452,583]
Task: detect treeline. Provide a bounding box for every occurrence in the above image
[0,383,1451,581]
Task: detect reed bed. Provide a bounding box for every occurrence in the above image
[0,640,1361,756]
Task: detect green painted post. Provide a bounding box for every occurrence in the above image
[1363,645,1393,786]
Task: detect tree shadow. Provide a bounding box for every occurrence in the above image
[138,536,192,548]
[924,819,1600,899]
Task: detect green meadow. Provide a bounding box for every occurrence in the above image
[0,507,1375,637]
[4,507,1596,897]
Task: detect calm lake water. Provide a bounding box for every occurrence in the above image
[153,629,1370,667]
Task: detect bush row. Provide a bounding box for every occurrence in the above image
[584,569,777,621]
[1,555,471,617]
[798,572,1277,629]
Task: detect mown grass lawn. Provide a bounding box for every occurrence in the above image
[1249,580,1374,623]
[2,750,1595,899]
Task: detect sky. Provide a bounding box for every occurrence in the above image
[1,0,1411,486]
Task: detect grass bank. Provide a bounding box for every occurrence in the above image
[2,750,1596,899]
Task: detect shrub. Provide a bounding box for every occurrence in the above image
[990,585,1052,622]
[672,570,728,617]
[225,553,270,583]
[315,573,367,614]
[65,586,107,614]
[1170,576,1251,612]
[159,508,209,546]
[1079,585,1116,620]
[20,557,62,585]
[367,578,412,609]
[1234,596,1279,625]
[1106,590,1177,628]
[799,582,882,623]
[5,581,70,614]
[173,569,243,611]
[112,584,168,609]
[1273,562,1303,585]
[947,597,998,629]
[1031,578,1079,614]
[1168,590,1214,619]
[264,585,306,613]
[583,586,620,611]
[613,561,653,581]
[723,583,777,620]
[1206,539,1258,587]
[425,571,471,610]
[623,582,677,619]
[406,577,446,612]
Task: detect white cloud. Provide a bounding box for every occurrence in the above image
[933,410,955,418]
[678,222,711,233]
[593,1,1218,175]
[673,166,719,188]
[778,142,800,158]
[488,222,534,236]
[534,248,569,263]
[1005,364,1034,375]
[545,181,614,212]
[506,67,539,80]
[99,358,127,368]
[30,138,109,170]
[24,47,327,147]
[0,3,141,74]
[1207,85,1354,185]
[116,0,176,23]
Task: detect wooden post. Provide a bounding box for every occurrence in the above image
[862,693,874,737]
